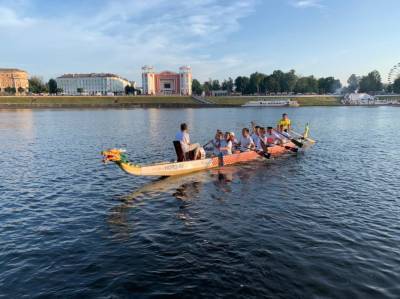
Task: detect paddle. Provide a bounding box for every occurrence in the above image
[291,130,316,144]
[273,129,304,148]
[202,139,213,148]
[251,121,298,153]
[255,136,271,159]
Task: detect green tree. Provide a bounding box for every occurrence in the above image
[272,70,288,92]
[56,88,63,94]
[392,77,400,94]
[48,79,58,94]
[203,81,211,95]
[294,76,318,94]
[124,85,135,95]
[226,77,234,93]
[211,80,220,91]
[17,87,25,94]
[234,76,250,94]
[29,76,47,94]
[192,79,203,95]
[347,74,360,92]
[318,77,341,94]
[249,72,266,94]
[4,87,16,94]
[359,70,382,93]
[282,70,297,93]
[262,75,280,93]
[77,88,84,94]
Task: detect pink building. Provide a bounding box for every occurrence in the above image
[142,66,192,95]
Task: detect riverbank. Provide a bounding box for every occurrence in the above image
[0,95,345,108]
[0,96,201,109]
[208,95,342,106]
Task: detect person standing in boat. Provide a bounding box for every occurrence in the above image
[277,113,291,132]
[237,128,255,151]
[175,123,201,160]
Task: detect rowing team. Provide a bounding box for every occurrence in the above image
[175,113,294,160]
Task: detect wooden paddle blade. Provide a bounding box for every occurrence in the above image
[291,139,303,148]
[285,146,299,152]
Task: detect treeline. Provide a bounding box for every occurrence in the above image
[27,77,62,94]
[347,70,400,94]
[192,70,342,96]
[193,69,400,96]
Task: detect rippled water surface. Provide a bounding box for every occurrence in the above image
[1,107,400,298]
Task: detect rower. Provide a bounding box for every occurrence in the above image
[265,126,282,146]
[237,128,255,151]
[219,132,233,155]
[175,123,201,160]
[277,113,291,132]
[251,123,261,147]
[256,127,267,150]
[212,130,224,156]
[230,132,238,148]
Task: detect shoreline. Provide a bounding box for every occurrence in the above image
[0,95,343,108]
[0,95,398,109]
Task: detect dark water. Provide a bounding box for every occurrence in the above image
[1,107,400,298]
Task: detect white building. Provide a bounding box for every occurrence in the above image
[56,73,131,95]
[342,93,375,105]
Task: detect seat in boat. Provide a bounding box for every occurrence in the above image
[173,141,195,162]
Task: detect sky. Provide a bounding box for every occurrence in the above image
[0,0,399,84]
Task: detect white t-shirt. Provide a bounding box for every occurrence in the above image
[252,134,261,150]
[219,140,232,155]
[265,132,279,145]
[175,131,190,152]
[239,135,254,151]
[256,136,265,150]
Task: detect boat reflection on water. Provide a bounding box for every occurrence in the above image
[106,160,280,235]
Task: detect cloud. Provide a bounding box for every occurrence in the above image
[291,0,323,8]
[0,6,34,27]
[0,0,258,82]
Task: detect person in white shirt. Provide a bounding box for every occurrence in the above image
[219,132,233,155]
[230,132,238,149]
[175,123,201,159]
[237,128,255,151]
[211,130,223,156]
[251,125,261,150]
[255,127,267,151]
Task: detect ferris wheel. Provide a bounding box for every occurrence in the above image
[388,62,400,84]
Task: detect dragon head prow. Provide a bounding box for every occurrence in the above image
[102,148,127,163]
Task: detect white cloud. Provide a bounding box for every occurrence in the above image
[291,0,323,8]
[0,0,258,82]
[0,6,34,27]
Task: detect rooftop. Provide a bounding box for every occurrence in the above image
[0,68,27,73]
[57,73,129,81]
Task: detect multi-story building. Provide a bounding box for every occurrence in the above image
[142,66,192,95]
[0,68,29,93]
[56,73,131,95]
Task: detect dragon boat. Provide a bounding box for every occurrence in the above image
[102,132,314,177]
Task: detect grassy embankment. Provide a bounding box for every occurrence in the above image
[207,96,342,106]
[376,95,400,101]
[0,96,196,107]
[0,95,347,107]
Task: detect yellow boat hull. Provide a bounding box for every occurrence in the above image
[111,144,298,177]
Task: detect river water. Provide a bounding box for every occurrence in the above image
[1,107,399,298]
